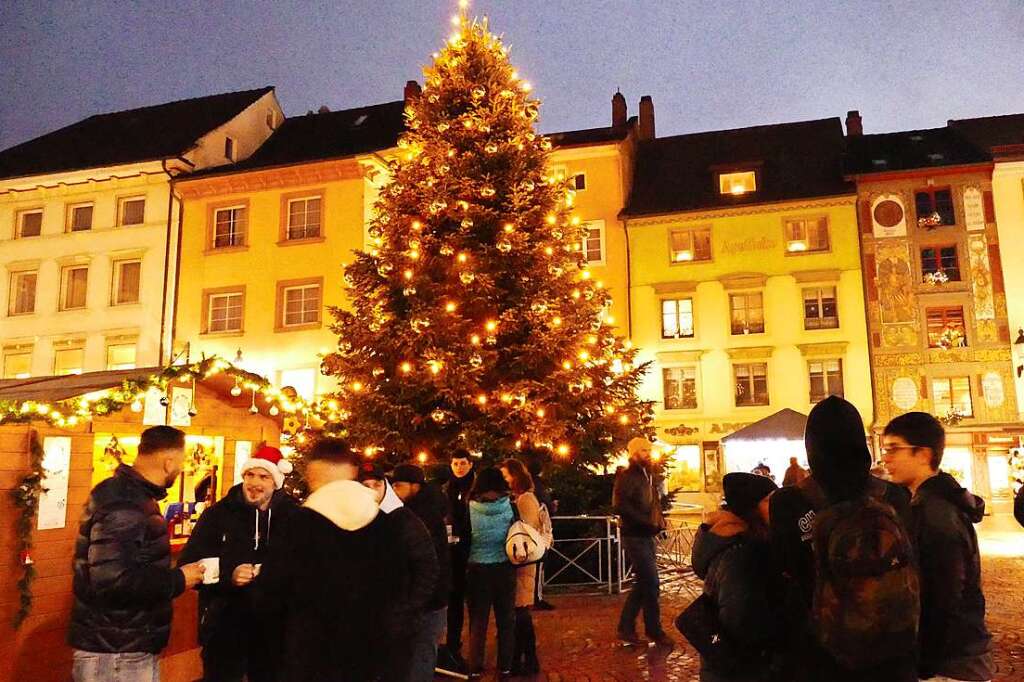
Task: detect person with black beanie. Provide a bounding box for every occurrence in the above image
[688,472,782,681]
[768,395,915,682]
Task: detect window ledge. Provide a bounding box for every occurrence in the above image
[785,248,832,257]
[277,236,326,247]
[6,312,36,318]
[109,302,143,309]
[274,322,323,333]
[200,330,245,338]
[204,245,249,255]
[57,307,88,314]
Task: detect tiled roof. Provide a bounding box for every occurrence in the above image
[180,100,408,179]
[623,118,852,217]
[844,126,989,175]
[0,87,274,181]
[948,113,1024,154]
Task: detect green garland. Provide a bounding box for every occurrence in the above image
[9,430,45,628]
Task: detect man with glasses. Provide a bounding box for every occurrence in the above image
[882,412,993,682]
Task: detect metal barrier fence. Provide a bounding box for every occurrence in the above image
[542,515,701,598]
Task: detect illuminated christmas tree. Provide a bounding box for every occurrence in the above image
[321,2,653,466]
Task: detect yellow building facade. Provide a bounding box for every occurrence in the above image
[622,117,870,501]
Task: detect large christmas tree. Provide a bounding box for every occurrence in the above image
[321,4,652,467]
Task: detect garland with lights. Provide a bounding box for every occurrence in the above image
[9,430,45,628]
[321,1,654,467]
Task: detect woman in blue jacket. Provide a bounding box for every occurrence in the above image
[465,466,515,679]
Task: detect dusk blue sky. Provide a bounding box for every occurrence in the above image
[2,1,1022,151]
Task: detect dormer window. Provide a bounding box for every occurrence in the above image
[718,171,756,196]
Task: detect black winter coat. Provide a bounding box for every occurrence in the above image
[68,465,185,654]
[404,482,452,610]
[612,462,664,537]
[380,506,440,634]
[691,514,781,682]
[253,501,397,681]
[1015,485,1024,528]
[910,472,993,681]
[177,484,301,644]
[444,470,475,552]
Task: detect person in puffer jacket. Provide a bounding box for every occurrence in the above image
[882,412,994,682]
[691,472,781,682]
[68,426,207,682]
[465,466,516,680]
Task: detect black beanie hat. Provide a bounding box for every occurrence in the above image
[357,461,388,482]
[723,472,778,518]
[805,395,871,502]
[391,463,426,485]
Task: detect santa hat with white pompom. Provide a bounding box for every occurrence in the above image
[240,444,293,489]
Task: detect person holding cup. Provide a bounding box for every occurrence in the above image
[179,444,301,682]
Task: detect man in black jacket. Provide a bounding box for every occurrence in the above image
[251,437,394,682]
[392,463,452,682]
[359,462,440,682]
[179,445,301,682]
[612,436,672,648]
[69,426,206,682]
[882,412,994,682]
[441,449,475,669]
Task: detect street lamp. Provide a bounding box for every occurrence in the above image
[1015,329,1024,378]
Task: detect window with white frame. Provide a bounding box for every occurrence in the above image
[730,292,764,334]
[60,265,89,310]
[932,377,973,417]
[281,283,321,327]
[286,197,322,240]
[2,349,32,379]
[803,287,838,329]
[16,210,42,238]
[119,197,146,226]
[8,271,37,315]
[53,345,85,376]
[734,362,769,406]
[111,260,141,305]
[106,342,137,370]
[213,206,246,248]
[785,217,830,253]
[581,220,605,265]
[663,366,697,410]
[669,227,712,263]
[808,359,844,402]
[68,203,93,232]
[206,291,244,333]
[661,298,694,338]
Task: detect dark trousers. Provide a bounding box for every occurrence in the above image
[466,562,516,673]
[447,544,470,650]
[513,606,538,667]
[201,614,275,682]
[618,535,663,638]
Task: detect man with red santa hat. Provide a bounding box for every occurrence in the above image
[179,443,301,682]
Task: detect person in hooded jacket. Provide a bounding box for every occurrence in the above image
[769,396,916,682]
[251,438,396,682]
[465,466,516,680]
[691,472,781,682]
[178,445,301,682]
[882,412,994,682]
[391,463,452,682]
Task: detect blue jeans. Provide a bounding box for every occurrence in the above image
[618,535,663,637]
[72,650,159,682]
[409,606,447,682]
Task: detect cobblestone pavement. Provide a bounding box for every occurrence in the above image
[454,517,1024,681]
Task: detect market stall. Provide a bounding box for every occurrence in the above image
[0,361,290,682]
[720,408,809,484]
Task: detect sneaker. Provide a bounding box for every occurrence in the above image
[650,633,675,649]
[617,630,645,647]
[533,599,556,611]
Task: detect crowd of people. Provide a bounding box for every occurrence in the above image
[67,428,555,682]
[65,392,1013,682]
[612,396,995,682]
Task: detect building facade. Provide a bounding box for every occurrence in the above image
[847,121,1021,510]
[0,88,281,378]
[622,117,870,502]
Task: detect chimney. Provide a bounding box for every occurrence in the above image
[404,80,422,104]
[317,105,331,114]
[612,91,627,128]
[638,95,655,141]
[846,110,863,137]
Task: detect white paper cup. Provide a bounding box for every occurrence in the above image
[200,557,220,584]
[252,563,262,577]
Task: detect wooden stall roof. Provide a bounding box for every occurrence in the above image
[721,408,808,443]
[0,368,158,402]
